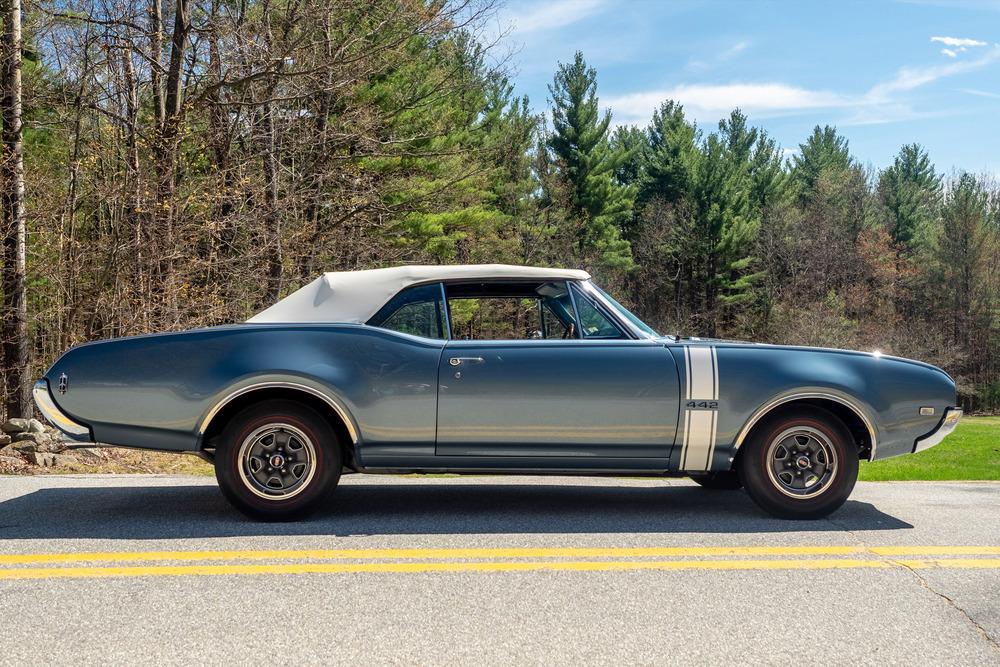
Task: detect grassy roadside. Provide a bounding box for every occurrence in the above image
[859,416,1000,481]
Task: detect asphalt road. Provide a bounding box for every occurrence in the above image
[0,474,997,666]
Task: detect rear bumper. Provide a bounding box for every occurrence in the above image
[32,379,92,442]
[914,407,962,453]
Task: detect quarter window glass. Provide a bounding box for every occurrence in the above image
[572,288,623,338]
[368,283,446,339]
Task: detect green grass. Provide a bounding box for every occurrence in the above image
[859,416,1000,481]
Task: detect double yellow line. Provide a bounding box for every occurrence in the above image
[0,545,997,580]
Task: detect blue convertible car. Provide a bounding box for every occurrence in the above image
[33,264,961,520]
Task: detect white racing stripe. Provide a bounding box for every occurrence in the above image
[679,345,720,472]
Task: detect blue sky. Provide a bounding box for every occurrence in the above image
[489,0,1000,174]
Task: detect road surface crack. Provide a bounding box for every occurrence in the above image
[824,515,999,654]
[892,558,1000,655]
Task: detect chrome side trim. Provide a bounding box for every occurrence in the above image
[32,379,91,440]
[197,381,359,444]
[732,392,878,461]
[914,407,961,453]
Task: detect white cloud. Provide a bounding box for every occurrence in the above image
[960,87,1000,98]
[941,48,958,58]
[605,44,1000,128]
[868,47,1000,99]
[780,147,799,162]
[687,40,751,71]
[719,40,750,61]
[605,83,852,125]
[508,0,608,33]
[930,36,987,48]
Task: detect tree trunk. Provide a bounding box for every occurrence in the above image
[1,0,28,418]
[153,0,191,324]
[262,102,282,304]
[149,0,165,127]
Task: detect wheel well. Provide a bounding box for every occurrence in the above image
[199,387,358,469]
[737,398,873,461]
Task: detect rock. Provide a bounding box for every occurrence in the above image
[11,439,38,452]
[12,432,48,445]
[50,453,79,466]
[74,447,104,460]
[1,418,30,434]
[24,451,56,467]
[27,419,45,433]
[0,444,17,457]
[0,454,24,467]
[0,434,10,446]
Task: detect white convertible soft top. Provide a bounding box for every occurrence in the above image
[247,264,591,324]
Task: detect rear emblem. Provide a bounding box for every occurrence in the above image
[57,373,68,394]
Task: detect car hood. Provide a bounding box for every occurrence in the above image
[660,336,952,380]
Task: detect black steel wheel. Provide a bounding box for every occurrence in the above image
[215,399,341,521]
[737,406,858,519]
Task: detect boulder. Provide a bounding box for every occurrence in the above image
[27,419,45,433]
[0,444,17,457]
[0,434,10,446]
[0,454,24,467]
[51,453,79,467]
[24,451,56,467]
[11,439,38,452]
[74,447,104,460]
[1,418,30,434]
[12,432,48,445]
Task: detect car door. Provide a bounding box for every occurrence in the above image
[435,281,680,461]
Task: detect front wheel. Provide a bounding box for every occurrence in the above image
[215,399,341,521]
[738,406,859,519]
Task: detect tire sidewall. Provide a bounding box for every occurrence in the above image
[215,400,341,520]
[738,407,859,519]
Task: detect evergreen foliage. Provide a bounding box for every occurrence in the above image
[3,5,998,415]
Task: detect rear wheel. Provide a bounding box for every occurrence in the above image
[738,406,858,519]
[214,399,341,521]
[689,471,743,490]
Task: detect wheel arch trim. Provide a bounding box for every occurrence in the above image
[732,392,878,460]
[197,381,360,445]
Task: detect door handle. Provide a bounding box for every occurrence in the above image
[448,356,484,366]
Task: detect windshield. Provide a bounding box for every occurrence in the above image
[588,283,659,337]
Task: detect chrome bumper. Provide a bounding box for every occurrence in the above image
[32,379,91,441]
[914,407,962,453]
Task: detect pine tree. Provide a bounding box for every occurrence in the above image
[693,117,762,327]
[546,51,633,270]
[879,143,941,251]
[610,124,647,188]
[791,125,852,201]
[639,100,699,207]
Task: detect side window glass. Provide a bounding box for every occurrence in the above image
[445,281,577,340]
[368,283,446,339]
[447,297,540,340]
[572,287,623,339]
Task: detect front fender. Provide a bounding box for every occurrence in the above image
[696,343,953,470]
